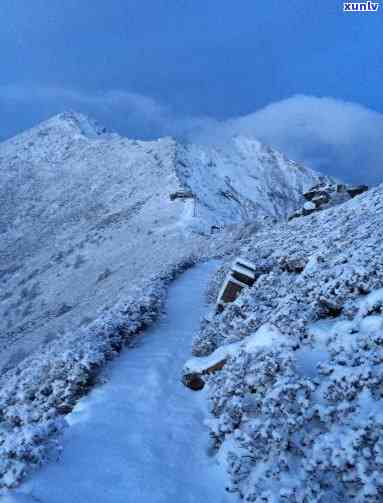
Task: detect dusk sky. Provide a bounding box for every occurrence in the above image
[1,0,382,184]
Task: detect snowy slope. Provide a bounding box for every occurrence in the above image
[0,112,193,376]
[176,137,328,225]
[192,184,383,502]
[0,111,327,377]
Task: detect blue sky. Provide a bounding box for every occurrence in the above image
[0,0,382,183]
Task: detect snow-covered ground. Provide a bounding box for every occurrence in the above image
[4,261,234,503]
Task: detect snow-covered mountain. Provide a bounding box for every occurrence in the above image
[0,111,327,377]
[1,112,380,500]
[0,111,336,491]
[176,138,329,224]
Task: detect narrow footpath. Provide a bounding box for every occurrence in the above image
[8,261,233,503]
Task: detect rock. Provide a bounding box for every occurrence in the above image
[319,296,343,317]
[182,342,240,390]
[312,194,330,207]
[288,210,301,221]
[182,360,227,391]
[289,182,368,221]
[302,189,317,201]
[56,403,73,415]
[302,207,317,217]
[347,185,368,198]
[169,190,194,201]
[278,255,307,273]
[183,324,286,390]
[182,373,205,391]
[303,188,329,201]
[336,183,347,193]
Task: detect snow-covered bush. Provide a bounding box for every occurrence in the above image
[0,254,201,489]
[195,185,383,501]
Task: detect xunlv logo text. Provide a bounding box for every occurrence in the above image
[343,1,380,11]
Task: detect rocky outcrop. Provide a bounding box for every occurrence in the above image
[288,182,368,220]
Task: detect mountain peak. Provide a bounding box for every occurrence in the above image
[43,111,110,138]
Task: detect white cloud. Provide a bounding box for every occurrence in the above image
[0,86,382,184]
[189,95,383,185]
[0,84,175,138]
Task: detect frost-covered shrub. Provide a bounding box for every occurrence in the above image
[0,252,205,489]
[196,185,383,501]
[0,277,167,489]
[207,300,383,501]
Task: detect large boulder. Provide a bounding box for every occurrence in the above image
[347,184,369,198]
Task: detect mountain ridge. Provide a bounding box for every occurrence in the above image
[0,112,331,377]
[0,111,358,491]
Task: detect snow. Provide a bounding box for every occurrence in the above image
[4,261,233,503]
[176,137,326,226]
[243,323,284,353]
[184,323,285,377]
[184,343,240,375]
[303,201,315,211]
[302,253,323,276]
[357,288,383,318]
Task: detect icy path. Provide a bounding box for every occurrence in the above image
[9,261,233,503]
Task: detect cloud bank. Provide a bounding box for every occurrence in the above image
[0,86,382,185]
[0,85,175,140]
[213,96,383,185]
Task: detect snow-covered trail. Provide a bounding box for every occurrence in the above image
[9,261,233,503]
